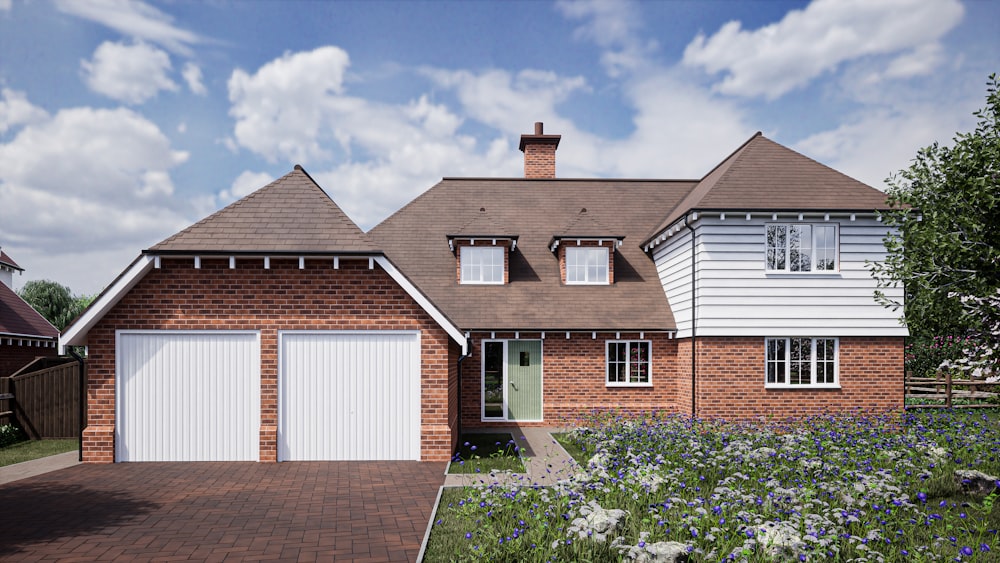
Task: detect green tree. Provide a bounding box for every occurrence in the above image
[17,280,93,331]
[873,73,1000,340]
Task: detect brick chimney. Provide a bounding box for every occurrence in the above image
[519,122,561,179]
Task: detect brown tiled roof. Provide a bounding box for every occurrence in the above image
[551,208,624,242]
[0,250,22,271]
[0,282,58,338]
[447,207,518,240]
[642,133,893,246]
[370,179,695,331]
[150,166,378,254]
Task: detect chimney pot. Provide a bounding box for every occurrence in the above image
[534,122,544,135]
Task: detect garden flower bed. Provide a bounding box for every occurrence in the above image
[426,410,1000,561]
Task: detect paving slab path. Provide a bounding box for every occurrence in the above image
[0,460,446,562]
[443,426,579,488]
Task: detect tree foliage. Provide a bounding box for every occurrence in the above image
[17,279,94,331]
[873,74,1000,340]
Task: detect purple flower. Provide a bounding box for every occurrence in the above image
[961,546,974,556]
[465,532,472,539]
[917,492,928,503]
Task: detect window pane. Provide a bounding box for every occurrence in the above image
[789,338,812,385]
[567,247,608,283]
[766,226,786,270]
[789,225,812,272]
[766,338,786,384]
[630,341,649,383]
[461,246,504,283]
[483,342,504,418]
[814,226,836,270]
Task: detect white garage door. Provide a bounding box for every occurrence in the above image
[116,331,260,462]
[278,331,421,461]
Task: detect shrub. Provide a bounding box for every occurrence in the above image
[0,423,27,448]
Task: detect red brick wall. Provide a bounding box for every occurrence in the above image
[0,341,57,377]
[82,257,454,463]
[691,336,904,420]
[524,144,557,178]
[461,332,682,428]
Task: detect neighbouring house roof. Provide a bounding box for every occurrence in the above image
[642,133,893,247]
[0,249,23,272]
[0,282,58,339]
[150,166,378,254]
[370,179,696,331]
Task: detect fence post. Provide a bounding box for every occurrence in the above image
[946,370,952,408]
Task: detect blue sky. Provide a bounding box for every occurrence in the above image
[0,0,997,295]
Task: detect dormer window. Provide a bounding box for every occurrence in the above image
[460,245,505,285]
[566,246,609,284]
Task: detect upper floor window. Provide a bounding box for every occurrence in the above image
[766,224,837,272]
[766,337,838,387]
[460,246,504,284]
[566,246,609,284]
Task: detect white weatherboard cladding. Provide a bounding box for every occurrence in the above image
[278,331,421,461]
[653,216,907,338]
[116,331,260,462]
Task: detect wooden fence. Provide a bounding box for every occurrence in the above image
[0,357,81,438]
[904,371,1000,409]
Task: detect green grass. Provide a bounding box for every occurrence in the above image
[426,410,1000,562]
[448,433,525,474]
[552,432,588,464]
[0,438,78,467]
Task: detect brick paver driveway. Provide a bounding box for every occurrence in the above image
[0,461,446,562]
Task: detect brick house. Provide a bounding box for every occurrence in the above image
[1,247,59,377]
[61,124,906,463]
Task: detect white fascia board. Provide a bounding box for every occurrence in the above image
[60,255,156,351]
[374,256,468,355]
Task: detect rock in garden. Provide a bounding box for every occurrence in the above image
[954,469,1000,496]
[633,541,690,562]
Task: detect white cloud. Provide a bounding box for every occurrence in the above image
[182,62,206,95]
[55,0,200,56]
[795,99,977,191]
[682,0,964,99]
[0,88,49,134]
[885,43,945,79]
[228,46,352,164]
[0,99,193,293]
[218,170,274,203]
[81,41,178,104]
[0,0,12,12]
[556,0,655,76]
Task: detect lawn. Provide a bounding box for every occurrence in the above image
[449,433,525,474]
[0,439,78,467]
[425,409,1000,561]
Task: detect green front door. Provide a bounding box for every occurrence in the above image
[506,340,542,421]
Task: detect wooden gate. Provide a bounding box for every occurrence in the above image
[1,357,81,438]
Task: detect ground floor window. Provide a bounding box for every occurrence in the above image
[606,340,651,386]
[765,337,838,387]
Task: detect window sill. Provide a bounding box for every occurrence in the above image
[567,281,611,286]
[764,272,841,278]
[606,382,653,388]
[460,281,505,285]
[765,384,841,390]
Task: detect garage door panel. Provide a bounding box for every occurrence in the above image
[117,331,260,462]
[279,331,420,461]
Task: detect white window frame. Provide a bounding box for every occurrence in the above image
[765,223,838,273]
[605,340,652,387]
[765,337,839,389]
[566,246,610,285]
[460,246,505,285]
